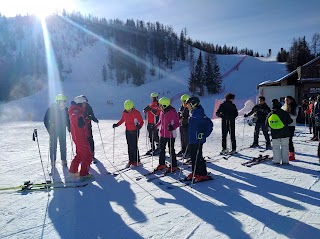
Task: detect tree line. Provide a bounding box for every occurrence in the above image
[276,33,320,72]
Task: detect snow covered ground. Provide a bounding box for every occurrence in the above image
[0,120,319,239]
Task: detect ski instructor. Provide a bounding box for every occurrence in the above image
[44,94,70,167]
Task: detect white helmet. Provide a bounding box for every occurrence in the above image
[74,96,87,104]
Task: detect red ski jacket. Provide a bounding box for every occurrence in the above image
[116,108,144,131]
[144,101,161,124]
[68,104,91,145]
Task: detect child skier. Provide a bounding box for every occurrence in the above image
[44,94,70,167]
[68,96,94,180]
[143,92,161,155]
[155,97,180,172]
[113,100,144,167]
[267,99,293,165]
[177,94,190,157]
[185,97,213,182]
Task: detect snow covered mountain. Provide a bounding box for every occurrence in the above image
[2,14,319,239]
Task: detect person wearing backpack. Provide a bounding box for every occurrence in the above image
[185,97,213,182]
[266,99,293,165]
[281,96,298,160]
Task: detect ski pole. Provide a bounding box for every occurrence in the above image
[191,141,201,186]
[241,118,245,150]
[178,144,189,179]
[69,132,74,158]
[151,130,154,169]
[113,128,115,164]
[33,129,50,195]
[97,123,109,164]
[137,127,139,166]
[304,112,307,134]
[145,114,148,148]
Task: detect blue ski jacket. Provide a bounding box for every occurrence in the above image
[188,105,213,144]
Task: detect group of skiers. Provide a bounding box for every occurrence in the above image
[43,92,214,182]
[112,93,213,182]
[244,95,301,164]
[43,92,319,182]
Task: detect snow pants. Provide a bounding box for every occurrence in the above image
[50,130,66,163]
[189,143,207,176]
[159,137,177,167]
[147,123,159,151]
[126,130,140,163]
[253,122,270,145]
[272,137,289,164]
[88,124,95,155]
[289,126,295,153]
[179,126,189,153]
[69,142,92,176]
[222,119,236,151]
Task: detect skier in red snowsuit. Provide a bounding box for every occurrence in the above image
[68,96,93,179]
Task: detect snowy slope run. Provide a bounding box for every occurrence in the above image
[0,120,319,239]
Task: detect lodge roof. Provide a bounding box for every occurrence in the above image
[258,56,320,87]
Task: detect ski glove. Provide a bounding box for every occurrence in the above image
[136,123,141,130]
[168,125,174,131]
[244,114,248,118]
[78,117,85,128]
[197,132,204,140]
[144,106,151,112]
[112,123,118,128]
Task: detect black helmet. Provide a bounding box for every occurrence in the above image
[186,97,200,108]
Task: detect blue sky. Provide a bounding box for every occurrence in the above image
[1,0,319,56]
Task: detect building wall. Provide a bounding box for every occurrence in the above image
[259,85,295,106]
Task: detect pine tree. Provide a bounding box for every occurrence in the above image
[188,70,197,94]
[204,53,215,95]
[194,51,204,96]
[102,64,107,81]
[179,30,185,60]
[212,55,222,93]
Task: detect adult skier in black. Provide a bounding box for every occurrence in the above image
[44,94,70,167]
[244,96,271,149]
[216,93,238,154]
[81,95,99,163]
[177,94,190,157]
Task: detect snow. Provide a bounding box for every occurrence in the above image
[0,39,319,238]
[0,121,319,239]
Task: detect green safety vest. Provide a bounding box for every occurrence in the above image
[268,114,285,129]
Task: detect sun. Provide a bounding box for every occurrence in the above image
[30,1,54,19]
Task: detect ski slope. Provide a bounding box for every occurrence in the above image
[0,120,319,239]
[0,40,319,238]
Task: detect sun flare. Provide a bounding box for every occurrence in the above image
[29,1,54,19]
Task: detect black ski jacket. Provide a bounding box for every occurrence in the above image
[178,105,189,128]
[216,100,238,120]
[246,103,271,123]
[85,103,98,123]
[266,108,292,139]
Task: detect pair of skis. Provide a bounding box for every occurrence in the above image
[241,155,272,167]
[0,180,88,193]
[156,173,214,189]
